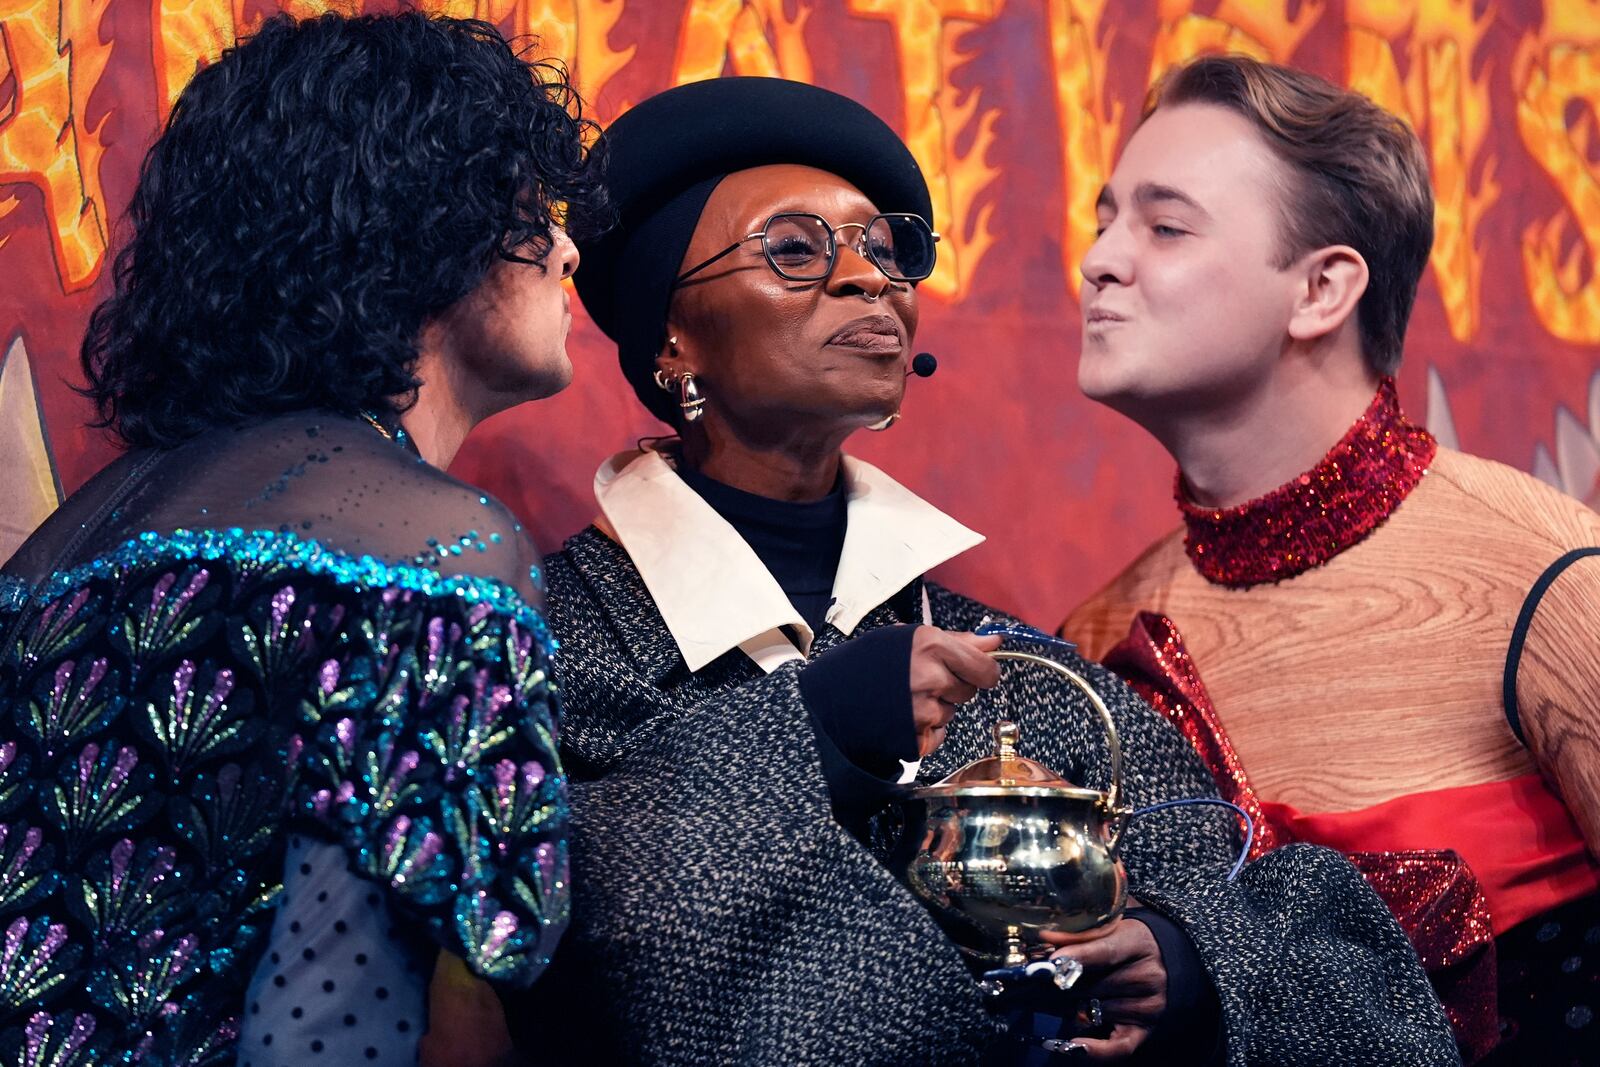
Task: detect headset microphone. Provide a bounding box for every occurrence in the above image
[906,353,938,378]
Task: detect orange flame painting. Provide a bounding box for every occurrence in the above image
[1347,0,1498,343]
[847,0,1001,301]
[1049,0,1119,300]
[1147,0,1323,78]
[673,0,811,84]
[2,0,1599,633]
[509,0,634,117]
[0,0,113,291]
[1515,1,1600,344]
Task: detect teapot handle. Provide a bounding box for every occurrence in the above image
[990,649,1128,846]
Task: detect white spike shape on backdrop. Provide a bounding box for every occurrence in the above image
[1532,442,1563,491]
[0,335,63,563]
[1425,364,1460,452]
[1554,406,1600,508]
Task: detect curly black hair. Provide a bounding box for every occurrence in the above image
[82,11,605,448]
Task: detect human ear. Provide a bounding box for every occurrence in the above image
[652,324,702,381]
[1287,246,1369,344]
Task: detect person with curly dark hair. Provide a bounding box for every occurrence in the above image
[0,11,598,1064]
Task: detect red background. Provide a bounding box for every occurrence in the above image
[4,0,1598,625]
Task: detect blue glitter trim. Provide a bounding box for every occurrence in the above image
[0,575,25,612]
[6,528,555,648]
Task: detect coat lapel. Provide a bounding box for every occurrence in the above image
[562,523,925,675]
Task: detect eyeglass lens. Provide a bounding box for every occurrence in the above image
[761,213,935,282]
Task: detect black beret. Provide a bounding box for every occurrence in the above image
[569,76,933,423]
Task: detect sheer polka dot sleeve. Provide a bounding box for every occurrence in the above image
[289,585,568,990]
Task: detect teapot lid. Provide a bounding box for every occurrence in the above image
[934,720,1082,790]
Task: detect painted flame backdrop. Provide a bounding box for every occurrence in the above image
[3,0,1600,624]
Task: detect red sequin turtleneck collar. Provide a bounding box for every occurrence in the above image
[1177,377,1437,588]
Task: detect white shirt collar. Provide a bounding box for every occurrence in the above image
[593,448,983,673]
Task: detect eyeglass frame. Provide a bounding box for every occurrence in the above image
[674,211,941,285]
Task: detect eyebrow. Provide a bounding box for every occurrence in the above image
[1096,182,1212,220]
[760,203,875,225]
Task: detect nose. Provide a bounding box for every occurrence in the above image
[551,225,580,280]
[1079,221,1130,291]
[825,241,892,300]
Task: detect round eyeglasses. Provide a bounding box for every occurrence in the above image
[675,212,940,285]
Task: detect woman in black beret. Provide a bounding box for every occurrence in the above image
[505,77,1457,1066]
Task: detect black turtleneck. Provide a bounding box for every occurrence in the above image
[675,464,847,634]
[676,464,918,827]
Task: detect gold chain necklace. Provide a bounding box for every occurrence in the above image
[358,410,395,442]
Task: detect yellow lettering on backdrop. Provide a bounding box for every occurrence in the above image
[1515,1,1600,344]
[0,0,114,291]
[1048,0,1120,299]
[672,0,811,85]
[152,0,235,121]
[517,0,634,117]
[846,0,1001,301]
[154,1,361,123]
[1147,0,1322,76]
[1347,0,1498,343]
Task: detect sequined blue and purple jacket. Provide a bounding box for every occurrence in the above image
[0,414,567,1065]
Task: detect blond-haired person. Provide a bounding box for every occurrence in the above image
[1064,54,1600,1064]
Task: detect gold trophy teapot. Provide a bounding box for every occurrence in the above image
[897,650,1131,970]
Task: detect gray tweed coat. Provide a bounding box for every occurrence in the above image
[509,527,1457,1066]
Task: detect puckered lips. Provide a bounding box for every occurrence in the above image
[1083,303,1128,330]
[826,313,905,355]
